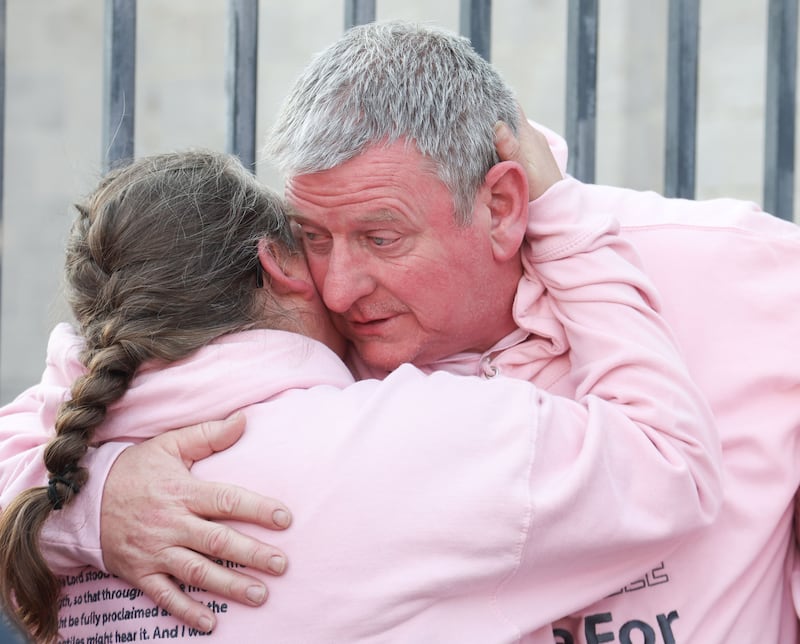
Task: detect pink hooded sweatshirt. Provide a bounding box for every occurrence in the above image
[371,124,800,642]
[0,189,719,643]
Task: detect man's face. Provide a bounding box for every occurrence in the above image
[285,141,512,372]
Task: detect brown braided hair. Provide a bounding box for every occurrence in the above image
[0,150,297,642]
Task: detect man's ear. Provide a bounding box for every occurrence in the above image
[480,161,529,262]
[257,239,315,299]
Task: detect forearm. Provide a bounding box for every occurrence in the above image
[522,177,721,525]
[493,179,723,619]
[39,442,131,573]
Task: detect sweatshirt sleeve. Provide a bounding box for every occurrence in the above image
[0,326,132,573]
[38,442,130,572]
[493,177,722,624]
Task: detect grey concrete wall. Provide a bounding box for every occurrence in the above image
[1,0,795,402]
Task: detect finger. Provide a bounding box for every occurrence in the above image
[137,573,217,634]
[516,121,546,169]
[494,121,521,163]
[506,107,564,200]
[172,512,289,575]
[159,545,282,607]
[185,478,292,530]
[201,412,248,455]
[516,102,530,125]
[165,413,248,467]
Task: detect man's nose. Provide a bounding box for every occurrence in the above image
[321,247,376,313]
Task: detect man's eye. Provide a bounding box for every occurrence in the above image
[368,234,400,247]
[299,229,331,253]
[301,228,329,244]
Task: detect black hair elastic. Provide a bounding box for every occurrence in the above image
[47,472,82,510]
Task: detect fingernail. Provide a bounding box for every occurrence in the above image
[268,555,286,574]
[198,616,214,633]
[273,508,291,528]
[246,584,267,605]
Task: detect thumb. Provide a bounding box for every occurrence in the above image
[494,121,521,163]
[169,412,247,467]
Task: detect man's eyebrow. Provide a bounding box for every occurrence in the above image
[289,213,319,226]
[353,210,399,223]
[291,210,400,225]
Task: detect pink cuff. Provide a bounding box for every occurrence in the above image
[39,441,132,573]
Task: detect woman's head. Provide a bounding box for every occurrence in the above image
[0,149,322,642]
[68,149,296,361]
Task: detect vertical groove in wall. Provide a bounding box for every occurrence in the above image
[664,0,699,199]
[345,0,376,30]
[460,0,492,61]
[102,0,137,171]
[227,0,259,173]
[764,0,798,221]
[566,0,598,183]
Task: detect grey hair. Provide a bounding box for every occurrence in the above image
[264,20,519,225]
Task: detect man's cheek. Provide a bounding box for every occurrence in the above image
[332,315,355,337]
[307,262,329,290]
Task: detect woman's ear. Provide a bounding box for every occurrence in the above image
[257,238,315,298]
[480,161,529,262]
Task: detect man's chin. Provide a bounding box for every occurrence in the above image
[353,341,414,373]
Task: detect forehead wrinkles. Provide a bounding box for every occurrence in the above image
[288,181,441,230]
[288,180,405,208]
[288,141,442,198]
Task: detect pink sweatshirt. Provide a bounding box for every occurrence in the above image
[0,199,720,642]
[382,125,800,642]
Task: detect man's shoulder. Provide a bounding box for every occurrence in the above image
[589,183,800,243]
